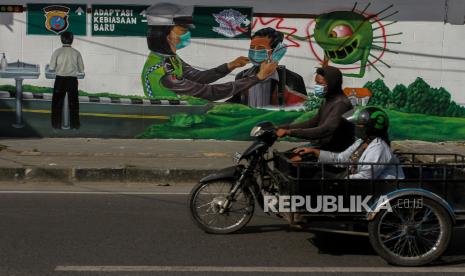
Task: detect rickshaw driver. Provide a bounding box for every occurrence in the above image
[276,66,355,153]
[292,106,405,180]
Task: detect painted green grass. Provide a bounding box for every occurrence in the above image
[387,110,465,141]
[3,83,462,142]
[138,105,465,141]
[137,104,304,140]
[0,84,208,105]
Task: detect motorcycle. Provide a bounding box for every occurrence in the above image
[189,121,282,234]
[189,121,464,266]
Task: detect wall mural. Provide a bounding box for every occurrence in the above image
[191,6,253,39]
[309,3,401,78]
[142,5,306,107]
[212,9,251,38]
[1,4,464,142]
[251,17,301,48]
[27,3,87,35]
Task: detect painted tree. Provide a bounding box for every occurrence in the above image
[367,77,465,118]
[405,78,451,116]
[404,77,431,114]
[432,87,451,116]
[446,102,465,118]
[304,93,323,111]
[365,79,391,107]
[391,84,408,111]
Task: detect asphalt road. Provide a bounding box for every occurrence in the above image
[1,184,465,276]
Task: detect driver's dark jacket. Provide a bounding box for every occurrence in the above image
[280,93,354,152]
[161,57,261,101]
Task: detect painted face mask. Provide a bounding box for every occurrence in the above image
[314,84,327,97]
[248,49,268,65]
[248,42,288,65]
[175,31,191,50]
[270,43,287,63]
[248,37,272,65]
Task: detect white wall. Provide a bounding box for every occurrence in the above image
[1,0,464,104]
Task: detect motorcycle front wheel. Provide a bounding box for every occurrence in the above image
[189,180,255,234]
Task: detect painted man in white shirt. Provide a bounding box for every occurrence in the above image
[49,31,84,129]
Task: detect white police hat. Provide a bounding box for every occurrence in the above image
[146,3,195,28]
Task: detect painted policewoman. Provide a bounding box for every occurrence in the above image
[142,3,278,101]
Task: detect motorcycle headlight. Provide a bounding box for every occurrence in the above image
[250,126,263,137]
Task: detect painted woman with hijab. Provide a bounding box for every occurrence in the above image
[276,66,354,152]
[142,3,278,101]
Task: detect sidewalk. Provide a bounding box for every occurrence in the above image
[0,138,303,184]
[0,138,464,184]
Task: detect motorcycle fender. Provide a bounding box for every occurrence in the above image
[367,188,456,224]
[199,165,244,183]
[199,166,264,210]
[240,141,267,160]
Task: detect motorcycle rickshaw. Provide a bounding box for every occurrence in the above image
[189,121,465,266]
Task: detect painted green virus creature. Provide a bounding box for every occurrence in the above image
[313,3,401,78]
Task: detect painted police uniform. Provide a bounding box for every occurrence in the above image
[142,51,260,101]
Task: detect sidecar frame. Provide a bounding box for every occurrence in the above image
[272,151,465,224]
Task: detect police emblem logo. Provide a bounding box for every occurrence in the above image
[43,5,70,34]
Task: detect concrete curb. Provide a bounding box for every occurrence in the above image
[0,167,215,184]
[0,168,25,181]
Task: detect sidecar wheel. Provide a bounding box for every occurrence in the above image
[368,197,452,266]
[189,180,255,234]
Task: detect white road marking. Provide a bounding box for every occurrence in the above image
[0,190,189,195]
[55,266,465,273]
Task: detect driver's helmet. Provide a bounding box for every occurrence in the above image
[343,106,389,139]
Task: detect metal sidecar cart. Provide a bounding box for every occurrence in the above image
[272,151,465,266]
